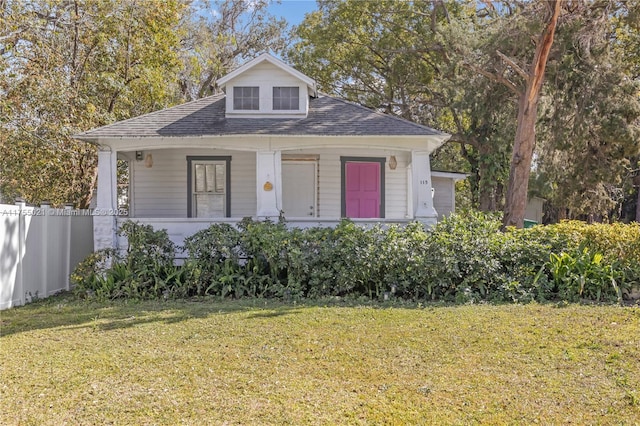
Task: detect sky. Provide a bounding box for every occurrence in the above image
[267,0,318,27]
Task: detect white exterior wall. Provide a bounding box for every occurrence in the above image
[129,147,411,220]
[305,148,410,220]
[224,62,309,117]
[432,176,455,218]
[131,149,256,218]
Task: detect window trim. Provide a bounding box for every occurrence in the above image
[340,156,386,219]
[187,156,232,218]
[272,86,300,111]
[233,86,259,110]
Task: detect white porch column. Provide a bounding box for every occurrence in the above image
[94,148,118,251]
[256,150,282,219]
[411,150,438,225]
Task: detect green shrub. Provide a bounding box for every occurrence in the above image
[547,246,626,303]
[237,218,298,298]
[72,213,640,303]
[182,223,243,296]
[524,221,640,301]
[419,211,506,302]
[71,248,119,298]
[72,221,182,300]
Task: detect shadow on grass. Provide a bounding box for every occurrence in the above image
[0,291,305,337]
[4,291,591,338]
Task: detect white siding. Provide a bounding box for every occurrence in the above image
[132,149,255,218]
[303,148,410,220]
[432,177,455,218]
[225,62,309,116]
[385,154,409,219]
[130,147,430,220]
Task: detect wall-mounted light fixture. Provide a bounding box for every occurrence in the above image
[135,151,143,161]
[145,153,153,168]
[389,155,397,170]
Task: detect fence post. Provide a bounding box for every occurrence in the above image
[15,198,26,307]
[41,202,50,298]
[64,204,73,291]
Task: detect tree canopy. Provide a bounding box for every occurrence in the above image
[288,0,640,224]
[0,0,286,207]
[1,0,639,223]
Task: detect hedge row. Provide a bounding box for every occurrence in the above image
[71,213,640,303]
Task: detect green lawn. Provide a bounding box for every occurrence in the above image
[1,294,639,425]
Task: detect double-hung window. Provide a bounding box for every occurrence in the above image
[187,156,231,217]
[233,86,259,110]
[273,87,299,110]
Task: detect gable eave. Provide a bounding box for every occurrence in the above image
[216,53,316,94]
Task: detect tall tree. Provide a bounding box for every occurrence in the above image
[0,0,186,207]
[0,0,289,207]
[467,1,639,226]
[480,1,562,228]
[288,0,448,118]
[525,0,640,222]
[178,0,288,100]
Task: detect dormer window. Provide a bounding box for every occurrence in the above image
[233,86,259,110]
[218,54,316,117]
[273,87,299,110]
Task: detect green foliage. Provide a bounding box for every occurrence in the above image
[0,0,287,207]
[72,221,184,300]
[182,223,243,296]
[71,215,640,303]
[0,0,187,207]
[547,247,624,303]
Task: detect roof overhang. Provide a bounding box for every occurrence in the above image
[431,170,468,181]
[75,134,448,154]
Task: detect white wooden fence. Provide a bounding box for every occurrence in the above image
[0,202,94,310]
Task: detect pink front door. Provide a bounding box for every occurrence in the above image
[345,162,381,218]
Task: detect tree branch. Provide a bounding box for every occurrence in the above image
[463,62,522,96]
[496,50,529,81]
[528,0,561,102]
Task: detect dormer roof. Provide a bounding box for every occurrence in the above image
[216,53,317,96]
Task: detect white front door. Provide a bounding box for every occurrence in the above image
[282,161,316,218]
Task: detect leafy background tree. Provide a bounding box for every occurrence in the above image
[0,0,286,208]
[288,0,640,224]
[2,0,639,223]
[1,0,186,207]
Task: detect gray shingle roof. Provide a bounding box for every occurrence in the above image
[76,94,445,140]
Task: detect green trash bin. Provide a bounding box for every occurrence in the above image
[524,219,538,228]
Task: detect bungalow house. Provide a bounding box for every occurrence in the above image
[75,54,456,251]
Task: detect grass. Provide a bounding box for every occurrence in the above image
[1,294,639,425]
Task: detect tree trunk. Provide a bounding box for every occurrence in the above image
[478,186,494,211]
[502,0,561,229]
[502,95,539,226]
[478,141,497,211]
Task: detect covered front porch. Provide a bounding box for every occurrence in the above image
[94,136,441,251]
